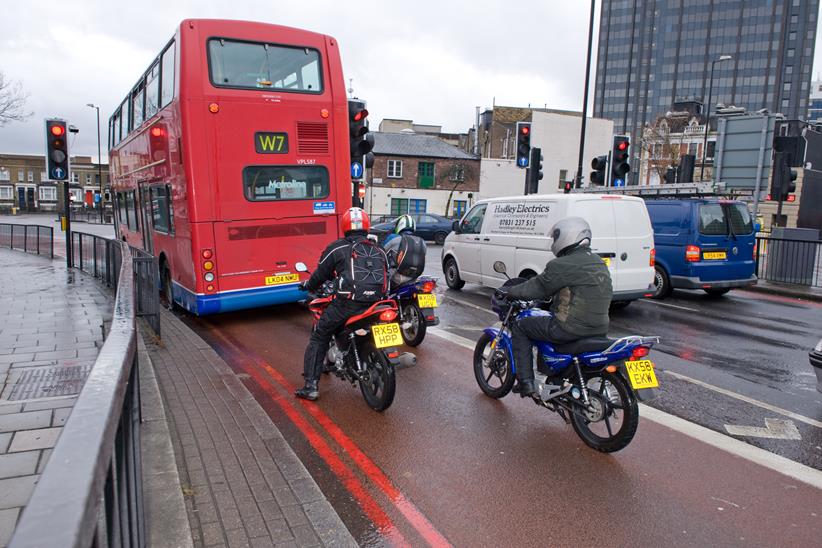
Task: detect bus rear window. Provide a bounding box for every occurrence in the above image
[243,166,329,201]
[208,39,322,93]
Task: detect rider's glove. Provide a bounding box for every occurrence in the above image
[298,282,308,292]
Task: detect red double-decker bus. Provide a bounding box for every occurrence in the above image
[108,19,353,315]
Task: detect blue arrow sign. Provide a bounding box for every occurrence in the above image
[351,162,363,179]
[517,157,529,168]
[613,178,625,187]
[52,167,65,180]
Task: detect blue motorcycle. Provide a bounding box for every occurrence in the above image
[389,275,440,346]
[473,261,660,453]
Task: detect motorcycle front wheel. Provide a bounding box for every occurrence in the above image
[359,341,396,412]
[473,332,515,398]
[400,302,426,346]
[570,372,639,453]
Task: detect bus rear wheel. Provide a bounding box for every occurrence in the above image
[161,264,176,311]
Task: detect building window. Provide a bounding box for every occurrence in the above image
[787,48,795,58]
[0,186,12,200]
[39,187,57,201]
[17,170,23,182]
[453,200,467,218]
[27,171,33,182]
[558,169,568,189]
[71,172,79,183]
[387,160,403,178]
[0,168,9,182]
[86,173,92,184]
[390,198,409,215]
[409,199,427,214]
[418,162,435,188]
[40,171,47,182]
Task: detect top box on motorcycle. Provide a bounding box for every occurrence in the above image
[387,233,426,286]
[442,193,655,304]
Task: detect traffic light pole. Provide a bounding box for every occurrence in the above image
[575,0,596,189]
[62,181,72,268]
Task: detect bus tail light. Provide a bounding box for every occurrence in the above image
[206,284,215,292]
[649,248,656,267]
[685,245,701,262]
[203,261,214,271]
[202,249,213,259]
[208,103,220,114]
[204,272,215,282]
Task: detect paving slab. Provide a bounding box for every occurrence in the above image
[142,309,356,548]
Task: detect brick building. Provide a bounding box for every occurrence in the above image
[365,132,480,219]
[0,153,109,213]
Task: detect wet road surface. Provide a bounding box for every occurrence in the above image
[184,248,822,545]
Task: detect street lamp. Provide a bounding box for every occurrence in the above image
[86,103,104,222]
[700,55,733,182]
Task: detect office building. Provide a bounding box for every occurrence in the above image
[594,0,819,183]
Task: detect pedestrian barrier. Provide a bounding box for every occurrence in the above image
[9,241,146,548]
[0,222,54,258]
[71,231,161,337]
[70,209,114,225]
[755,236,822,288]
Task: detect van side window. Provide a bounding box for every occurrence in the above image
[460,204,487,234]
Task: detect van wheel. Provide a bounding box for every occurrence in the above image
[610,300,631,310]
[434,232,448,245]
[444,257,465,290]
[651,266,672,299]
[704,288,730,297]
[519,270,537,280]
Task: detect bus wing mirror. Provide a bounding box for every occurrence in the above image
[295,262,309,273]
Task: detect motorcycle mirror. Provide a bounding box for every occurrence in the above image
[493,261,507,275]
[295,262,309,273]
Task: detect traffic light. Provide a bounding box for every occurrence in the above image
[611,135,630,185]
[526,147,543,194]
[45,119,69,180]
[772,152,798,201]
[515,122,531,168]
[563,181,573,194]
[348,100,374,170]
[590,155,608,185]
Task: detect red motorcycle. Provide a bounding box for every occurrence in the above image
[300,265,402,412]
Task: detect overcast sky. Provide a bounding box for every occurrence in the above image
[2,0,822,160]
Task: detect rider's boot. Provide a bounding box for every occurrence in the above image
[514,378,536,398]
[295,379,319,401]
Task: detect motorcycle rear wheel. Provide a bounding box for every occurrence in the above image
[359,341,396,412]
[400,302,426,346]
[570,372,638,453]
[473,332,515,398]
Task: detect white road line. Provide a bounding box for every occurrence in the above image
[441,295,498,316]
[640,404,822,490]
[664,369,822,429]
[637,299,699,312]
[427,327,822,491]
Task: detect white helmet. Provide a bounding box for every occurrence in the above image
[550,217,592,257]
[394,214,415,234]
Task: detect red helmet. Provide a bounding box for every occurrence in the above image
[341,207,370,234]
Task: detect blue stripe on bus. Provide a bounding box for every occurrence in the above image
[172,282,305,315]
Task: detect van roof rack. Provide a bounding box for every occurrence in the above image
[571,182,730,199]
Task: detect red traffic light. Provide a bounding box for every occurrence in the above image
[353,109,369,122]
[617,141,628,151]
[50,124,65,136]
[150,126,165,137]
[520,126,530,135]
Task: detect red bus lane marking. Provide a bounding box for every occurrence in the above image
[232,355,411,548]
[205,326,452,548]
[256,361,453,548]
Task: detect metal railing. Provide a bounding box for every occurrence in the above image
[9,242,146,548]
[70,231,160,336]
[755,236,822,288]
[71,208,114,225]
[0,222,54,257]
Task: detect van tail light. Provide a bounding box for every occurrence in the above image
[685,245,701,262]
[631,346,650,359]
[649,248,656,267]
[379,310,397,322]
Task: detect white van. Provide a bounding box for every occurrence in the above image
[441,194,655,305]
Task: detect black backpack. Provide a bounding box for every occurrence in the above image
[338,238,388,301]
[394,234,427,280]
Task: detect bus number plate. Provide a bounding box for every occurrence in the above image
[255,132,289,154]
[265,273,299,286]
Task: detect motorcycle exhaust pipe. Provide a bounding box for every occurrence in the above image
[396,352,417,369]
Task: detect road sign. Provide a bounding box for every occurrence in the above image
[613,178,625,187]
[351,161,363,179]
[52,167,65,180]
